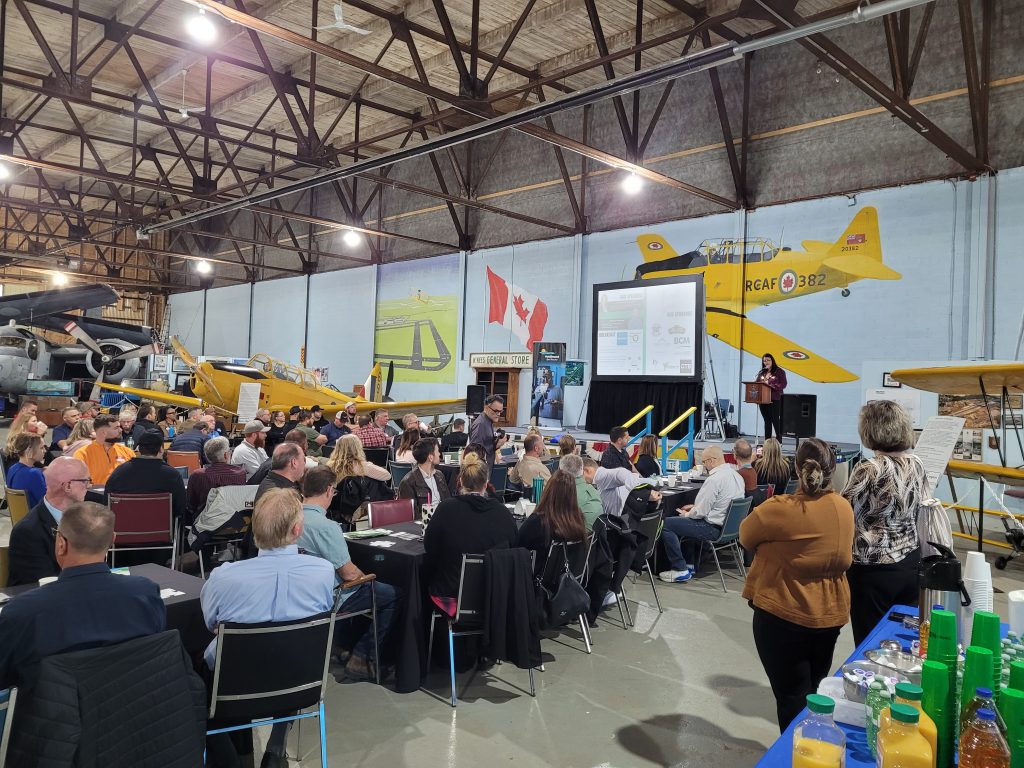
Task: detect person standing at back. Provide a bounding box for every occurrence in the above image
[740,437,854,731]
[842,400,928,645]
[467,395,508,467]
[756,353,787,440]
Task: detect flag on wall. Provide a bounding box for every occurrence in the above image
[486,266,549,351]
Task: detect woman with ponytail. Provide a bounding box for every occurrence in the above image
[739,437,854,732]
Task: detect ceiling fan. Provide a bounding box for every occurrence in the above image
[314,2,370,35]
[176,68,206,119]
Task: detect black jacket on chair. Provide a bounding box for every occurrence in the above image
[7,630,207,768]
[8,500,58,585]
[484,547,542,670]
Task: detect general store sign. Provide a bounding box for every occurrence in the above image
[469,352,533,369]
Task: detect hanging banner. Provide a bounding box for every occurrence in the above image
[532,342,566,428]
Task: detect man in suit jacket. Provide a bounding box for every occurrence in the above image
[0,500,166,694]
[398,437,450,516]
[8,456,91,585]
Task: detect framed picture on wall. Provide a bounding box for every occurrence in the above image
[174,373,191,391]
[882,372,901,388]
[1007,394,1024,411]
[152,355,168,374]
[172,356,190,374]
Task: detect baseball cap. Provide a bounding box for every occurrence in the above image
[136,429,165,448]
[243,420,271,435]
[289,405,302,416]
[344,401,357,410]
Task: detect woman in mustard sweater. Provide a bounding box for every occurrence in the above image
[740,437,854,731]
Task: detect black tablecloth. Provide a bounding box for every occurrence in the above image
[3,563,211,658]
[658,482,701,513]
[346,522,426,693]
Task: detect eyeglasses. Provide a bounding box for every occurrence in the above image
[51,527,66,542]
[67,478,92,485]
[487,406,503,415]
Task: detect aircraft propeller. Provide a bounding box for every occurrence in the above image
[170,336,225,405]
[64,320,159,402]
[384,360,395,401]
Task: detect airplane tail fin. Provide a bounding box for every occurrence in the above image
[822,206,901,280]
[636,234,680,262]
[363,363,383,402]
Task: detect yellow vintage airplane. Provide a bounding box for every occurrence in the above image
[635,207,901,383]
[98,338,465,421]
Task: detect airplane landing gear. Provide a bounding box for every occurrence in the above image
[841,288,851,297]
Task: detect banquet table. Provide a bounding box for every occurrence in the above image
[346,522,426,693]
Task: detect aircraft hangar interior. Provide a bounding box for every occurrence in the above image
[0,0,1023,766]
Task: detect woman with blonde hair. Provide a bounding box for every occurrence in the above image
[740,437,854,731]
[843,400,928,644]
[558,434,577,457]
[754,437,790,495]
[324,434,393,525]
[63,418,95,456]
[635,434,661,478]
[5,410,47,458]
[326,434,391,484]
[423,451,517,606]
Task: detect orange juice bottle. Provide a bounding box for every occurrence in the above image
[793,694,845,768]
[879,683,937,767]
[877,703,934,768]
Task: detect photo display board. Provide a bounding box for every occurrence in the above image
[592,275,704,382]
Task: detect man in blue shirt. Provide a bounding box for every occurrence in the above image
[49,406,81,452]
[169,414,215,466]
[201,487,334,768]
[0,501,165,696]
[298,466,398,680]
[316,409,350,455]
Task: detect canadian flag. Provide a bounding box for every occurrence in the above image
[486,266,548,351]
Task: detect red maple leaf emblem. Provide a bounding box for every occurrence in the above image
[781,273,796,291]
[513,294,530,323]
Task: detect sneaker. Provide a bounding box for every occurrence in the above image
[659,569,692,583]
[602,591,618,608]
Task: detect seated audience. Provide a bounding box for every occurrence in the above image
[187,436,246,516]
[16,400,37,418]
[842,400,928,645]
[7,433,47,508]
[204,406,227,436]
[8,457,91,585]
[265,410,288,454]
[394,426,421,464]
[600,426,637,473]
[254,442,307,504]
[391,413,419,452]
[0,501,165,696]
[298,466,398,679]
[422,452,517,605]
[558,434,578,457]
[284,404,301,434]
[255,408,272,425]
[509,434,552,490]
[76,400,100,420]
[351,413,389,450]
[449,442,495,497]
[156,406,179,439]
[169,413,214,466]
[310,405,329,432]
[49,406,81,451]
[73,413,135,485]
[230,420,270,480]
[318,410,351,454]
[582,456,642,518]
[659,445,744,584]
[62,418,95,456]
[118,407,137,444]
[341,401,359,428]
[440,418,468,452]
[515,470,587,576]
[325,435,392,522]
[374,408,400,439]
[201,489,334,768]
[634,434,661,478]
[5,410,47,460]
[733,439,758,492]
[248,429,317,486]
[754,437,791,496]
[741,437,854,731]
[398,437,450,516]
[106,428,187,523]
[560,454,603,530]
[293,409,323,458]
[131,403,159,445]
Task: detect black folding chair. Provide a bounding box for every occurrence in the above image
[0,687,16,764]
[425,554,536,707]
[621,510,665,620]
[489,463,510,500]
[539,538,594,653]
[207,612,335,766]
[364,448,389,469]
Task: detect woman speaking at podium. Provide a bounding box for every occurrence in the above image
[756,353,787,440]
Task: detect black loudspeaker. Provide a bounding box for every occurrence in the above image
[466,385,487,415]
[782,394,817,438]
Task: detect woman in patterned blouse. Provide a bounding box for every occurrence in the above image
[842,400,929,644]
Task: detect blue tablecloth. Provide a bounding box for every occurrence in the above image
[756,606,1009,768]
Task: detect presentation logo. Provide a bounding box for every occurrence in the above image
[779,270,798,295]
[783,350,809,361]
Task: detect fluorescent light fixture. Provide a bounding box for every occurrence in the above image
[0,162,9,181]
[343,229,362,247]
[621,172,643,195]
[52,272,68,286]
[187,7,217,44]
[195,259,212,274]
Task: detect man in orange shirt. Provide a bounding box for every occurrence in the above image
[73,414,135,485]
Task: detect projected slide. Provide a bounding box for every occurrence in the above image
[592,275,703,381]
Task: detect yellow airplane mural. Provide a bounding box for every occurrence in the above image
[99,338,465,421]
[634,206,900,383]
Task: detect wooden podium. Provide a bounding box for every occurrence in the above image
[744,381,773,405]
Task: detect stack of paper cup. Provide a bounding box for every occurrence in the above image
[1008,590,1024,636]
[962,551,995,640]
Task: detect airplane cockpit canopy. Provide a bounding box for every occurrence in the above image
[247,353,323,389]
[698,238,781,264]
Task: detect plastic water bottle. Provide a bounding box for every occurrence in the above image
[960,708,1011,768]
[866,681,885,758]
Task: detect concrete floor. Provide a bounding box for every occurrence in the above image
[3,504,1023,768]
